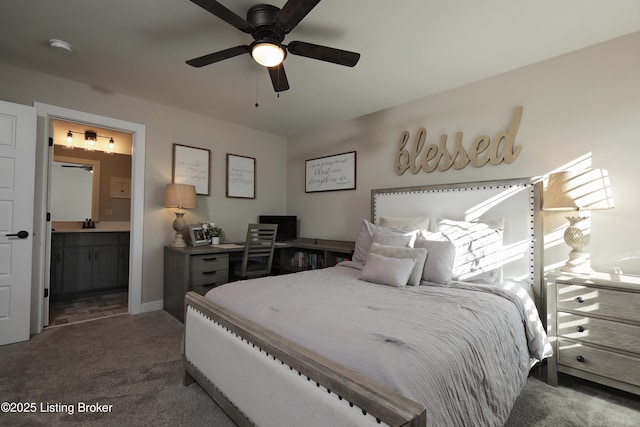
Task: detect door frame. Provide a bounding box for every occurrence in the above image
[33,103,145,333]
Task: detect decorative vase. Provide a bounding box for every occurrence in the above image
[211,237,220,245]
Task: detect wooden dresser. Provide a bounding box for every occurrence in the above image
[546,271,640,395]
[164,246,231,322]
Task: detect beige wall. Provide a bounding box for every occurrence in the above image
[0,63,288,304]
[287,32,640,275]
[2,30,639,311]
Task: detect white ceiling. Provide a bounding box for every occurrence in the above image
[1,1,639,137]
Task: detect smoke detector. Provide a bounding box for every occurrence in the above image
[49,39,73,54]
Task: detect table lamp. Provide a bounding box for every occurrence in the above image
[164,183,197,247]
[543,169,614,273]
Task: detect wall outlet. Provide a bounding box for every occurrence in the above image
[104,208,113,216]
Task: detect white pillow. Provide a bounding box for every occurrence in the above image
[413,238,456,285]
[379,216,430,233]
[352,219,417,264]
[437,218,504,283]
[368,243,427,286]
[371,231,413,248]
[360,252,416,288]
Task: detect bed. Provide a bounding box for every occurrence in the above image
[183,178,552,427]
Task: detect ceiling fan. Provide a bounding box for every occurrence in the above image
[186,0,361,92]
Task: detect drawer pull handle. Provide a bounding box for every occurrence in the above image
[202,257,218,262]
[202,271,217,275]
[575,296,584,303]
[576,355,585,363]
[576,326,584,333]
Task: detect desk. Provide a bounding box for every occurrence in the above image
[164,238,354,322]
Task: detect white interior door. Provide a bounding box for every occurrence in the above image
[0,99,36,346]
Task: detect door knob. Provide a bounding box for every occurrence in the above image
[6,230,29,239]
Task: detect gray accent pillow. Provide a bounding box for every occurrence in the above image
[413,238,456,285]
[368,243,427,286]
[360,252,416,288]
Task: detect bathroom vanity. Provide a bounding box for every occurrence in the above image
[50,229,129,299]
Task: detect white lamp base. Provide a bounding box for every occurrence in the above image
[171,211,187,248]
[561,216,592,273]
[561,249,593,273]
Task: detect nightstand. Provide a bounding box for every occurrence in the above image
[546,271,640,395]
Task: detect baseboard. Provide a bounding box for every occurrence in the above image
[139,299,163,313]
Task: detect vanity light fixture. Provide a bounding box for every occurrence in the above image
[65,129,116,153]
[85,131,97,151]
[64,130,74,149]
[105,137,115,154]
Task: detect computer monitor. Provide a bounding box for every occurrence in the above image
[258,215,298,241]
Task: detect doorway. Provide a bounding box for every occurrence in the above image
[33,103,145,333]
[48,120,133,326]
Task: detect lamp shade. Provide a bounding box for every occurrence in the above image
[164,183,197,209]
[543,169,614,211]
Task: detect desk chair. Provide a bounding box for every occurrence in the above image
[234,223,278,279]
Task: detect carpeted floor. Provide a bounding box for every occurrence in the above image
[1,310,638,426]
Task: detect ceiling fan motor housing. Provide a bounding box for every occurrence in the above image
[248,4,284,42]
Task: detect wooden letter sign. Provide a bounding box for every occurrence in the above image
[395,106,523,175]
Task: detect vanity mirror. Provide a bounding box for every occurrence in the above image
[51,156,101,221]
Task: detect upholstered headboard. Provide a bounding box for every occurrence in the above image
[371,177,544,309]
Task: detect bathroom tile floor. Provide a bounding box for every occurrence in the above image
[48,291,128,327]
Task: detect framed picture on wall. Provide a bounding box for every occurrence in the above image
[305,151,357,193]
[172,144,211,196]
[226,154,256,199]
[110,177,131,199]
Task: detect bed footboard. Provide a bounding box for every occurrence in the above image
[184,291,426,427]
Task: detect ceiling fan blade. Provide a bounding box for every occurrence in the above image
[275,0,322,33]
[268,64,290,92]
[186,45,250,67]
[190,0,253,33]
[287,41,360,67]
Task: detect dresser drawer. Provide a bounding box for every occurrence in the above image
[558,312,640,354]
[190,269,228,287]
[558,339,640,387]
[190,253,229,273]
[557,283,640,323]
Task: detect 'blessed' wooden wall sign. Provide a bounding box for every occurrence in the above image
[395,106,523,175]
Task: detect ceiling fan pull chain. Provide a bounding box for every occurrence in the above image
[255,69,260,108]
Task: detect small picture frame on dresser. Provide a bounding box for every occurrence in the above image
[188,225,209,246]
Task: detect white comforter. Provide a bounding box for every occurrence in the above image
[205,263,551,427]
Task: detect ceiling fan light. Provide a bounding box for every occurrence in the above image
[251,42,285,67]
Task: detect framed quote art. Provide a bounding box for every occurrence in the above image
[226,154,255,199]
[305,151,356,193]
[173,144,211,196]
